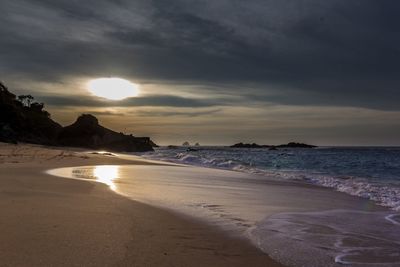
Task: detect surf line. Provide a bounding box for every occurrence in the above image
[385,214,400,226]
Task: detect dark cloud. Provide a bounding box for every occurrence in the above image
[245,85,400,111]
[1,0,400,110]
[85,111,125,116]
[135,109,222,117]
[108,29,164,47]
[38,94,223,108]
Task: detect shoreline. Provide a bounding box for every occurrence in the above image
[44,146,399,266]
[138,146,400,212]
[0,143,283,266]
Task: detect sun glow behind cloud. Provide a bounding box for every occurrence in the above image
[88,78,139,100]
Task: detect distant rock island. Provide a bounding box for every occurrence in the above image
[231,143,267,148]
[231,142,316,149]
[277,142,317,148]
[0,81,155,152]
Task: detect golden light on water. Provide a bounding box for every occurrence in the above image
[88,77,139,100]
[93,165,119,190]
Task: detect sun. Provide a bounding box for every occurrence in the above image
[88,77,139,100]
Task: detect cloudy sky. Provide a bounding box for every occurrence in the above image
[1,0,399,145]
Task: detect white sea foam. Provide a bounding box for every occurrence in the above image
[306,176,400,211]
[250,210,400,267]
[385,214,400,226]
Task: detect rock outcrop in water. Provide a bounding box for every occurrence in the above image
[0,81,155,152]
[276,142,316,148]
[230,143,268,148]
[231,142,316,149]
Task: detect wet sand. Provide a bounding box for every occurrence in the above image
[0,143,283,266]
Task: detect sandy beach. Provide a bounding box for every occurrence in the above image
[0,142,282,267]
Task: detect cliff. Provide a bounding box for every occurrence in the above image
[0,81,155,152]
[0,82,61,144]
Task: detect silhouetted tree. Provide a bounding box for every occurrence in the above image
[18,95,34,107]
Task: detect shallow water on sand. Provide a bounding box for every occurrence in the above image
[139,147,400,211]
[253,210,400,267]
[48,164,400,267]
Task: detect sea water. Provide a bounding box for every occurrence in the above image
[47,146,400,266]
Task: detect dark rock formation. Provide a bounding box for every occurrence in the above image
[149,140,159,147]
[182,141,190,146]
[0,82,155,152]
[231,142,316,149]
[0,81,62,144]
[230,143,270,148]
[276,142,317,148]
[58,114,154,152]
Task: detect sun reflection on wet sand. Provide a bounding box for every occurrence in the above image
[92,165,119,190]
[49,165,121,190]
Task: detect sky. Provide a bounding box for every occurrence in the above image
[1,0,399,146]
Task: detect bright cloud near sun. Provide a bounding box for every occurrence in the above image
[88,77,139,100]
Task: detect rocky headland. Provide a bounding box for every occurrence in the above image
[0,82,155,152]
